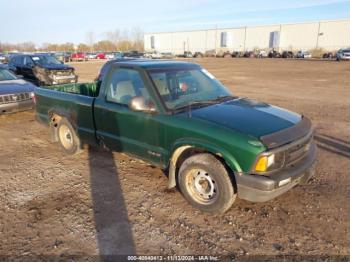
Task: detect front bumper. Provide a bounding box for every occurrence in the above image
[0,99,34,114]
[236,142,317,202]
[49,75,78,85]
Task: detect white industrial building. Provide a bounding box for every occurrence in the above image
[144,19,350,54]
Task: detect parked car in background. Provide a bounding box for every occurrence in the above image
[124,51,144,58]
[231,51,241,58]
[35,60,316,214]
[0,64,36,114]
[268,50,281,58]
[86,53,97,60]
[54,52,71,63]
[322,52,334,59]
[161,52,175,59]
[336,48,350,61]
[178,51,193,58]
[243,51,256,58]
[193,52,204,58]
[0,53,7,63]
[258,50,268,58]
[204,50,216,57]
[296,50,312,59]
[223,51,233,58]
[8,54,78,86]
[96,53,106,59]
[105,53,115,60]
[282,51,294,58]
[150,51,162,59]
[71,52,87,62]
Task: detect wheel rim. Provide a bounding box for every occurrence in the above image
[185,169,218,204]
[59,125,74,150]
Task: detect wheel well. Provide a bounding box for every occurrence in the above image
[167,146,237,190]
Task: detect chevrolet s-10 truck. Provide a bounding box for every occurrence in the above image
[35,59,316,213]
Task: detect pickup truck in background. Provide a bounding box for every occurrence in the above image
[35,60,316,213]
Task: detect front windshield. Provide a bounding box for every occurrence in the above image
[148,67,232,110]
[0,69,17,81]
[32,55,61,65]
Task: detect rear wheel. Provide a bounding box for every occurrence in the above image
[178,153,236,213]
[57,118,81,155]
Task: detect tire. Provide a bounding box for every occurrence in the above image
[178,153,236,213]
[57,118,81,155]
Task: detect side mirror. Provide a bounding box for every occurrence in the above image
[128,96,156,113]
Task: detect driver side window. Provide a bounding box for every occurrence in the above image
[106,68,151,105]
[24,56,34,67]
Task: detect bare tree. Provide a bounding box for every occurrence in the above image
[86,31,96,52]
[106,29,120,45]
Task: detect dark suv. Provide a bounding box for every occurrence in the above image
[8,54,78,86]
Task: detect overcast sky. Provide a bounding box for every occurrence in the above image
[1,0,350,45]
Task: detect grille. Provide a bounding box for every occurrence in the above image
[51,70,72,76]
[285,135,312,166]
[0,92,31,104]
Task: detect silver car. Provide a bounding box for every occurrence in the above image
[336,48,350,61]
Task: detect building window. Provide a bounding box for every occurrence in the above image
[151,36,155,49]
[221,32,227,47]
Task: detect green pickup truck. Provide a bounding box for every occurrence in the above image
[35,59,316,213]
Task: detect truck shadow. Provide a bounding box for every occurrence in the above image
[314,133,350,158]
[87,146,136,259]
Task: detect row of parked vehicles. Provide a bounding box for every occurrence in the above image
[173,48,350,60]
[67,51,145,62]
[0,51,146,64]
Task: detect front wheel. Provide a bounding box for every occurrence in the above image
[178,153,236,213]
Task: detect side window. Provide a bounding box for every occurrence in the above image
[18,56,25,66]
[24,56,34,67]
[106,68,151,105]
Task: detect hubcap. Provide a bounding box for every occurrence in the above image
[186,169,217,204]
[59,125,73,150]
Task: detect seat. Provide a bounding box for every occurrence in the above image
[115,81,136,104]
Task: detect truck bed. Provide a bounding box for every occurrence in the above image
[35,82,99,144]
[42,82,99,97]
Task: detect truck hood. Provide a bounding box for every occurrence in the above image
[189,98,302,139]
[0,79,36,95]
[36,64,73,71]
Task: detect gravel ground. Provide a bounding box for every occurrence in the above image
[0,58,349,260]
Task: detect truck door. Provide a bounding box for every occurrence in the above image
[94,67,167,166]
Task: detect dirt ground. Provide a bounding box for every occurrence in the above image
[1,58,350,259]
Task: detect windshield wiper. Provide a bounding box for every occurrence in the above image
[173,100,216,113]
[206,95,237,103]
[173,95,237,114]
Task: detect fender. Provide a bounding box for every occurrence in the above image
[167,138,242,188]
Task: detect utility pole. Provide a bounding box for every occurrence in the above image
[243,26,247,52]
[215,24,218,55]
[316,22,321,49]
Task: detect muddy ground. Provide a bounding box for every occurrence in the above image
[0,58,349,259]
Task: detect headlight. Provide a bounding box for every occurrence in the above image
[254,151,285,173]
